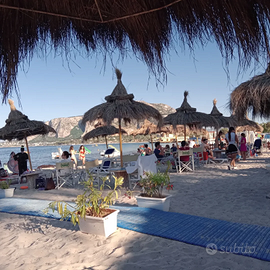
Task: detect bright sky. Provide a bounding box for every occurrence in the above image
[0,42,267,127]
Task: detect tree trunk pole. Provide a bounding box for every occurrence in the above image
[119,119,123,167]
[24,137,33,171]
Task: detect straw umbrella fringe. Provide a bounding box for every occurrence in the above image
[2,1,270,102]
[0,100,56,170]
[130,120,171,150]
[230,64,270,119]
[83,125,126,149]
[82,69,163,167]
[210,99,238,128]
[164,91,218,140]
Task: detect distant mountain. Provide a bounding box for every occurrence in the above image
[27,101,176,144]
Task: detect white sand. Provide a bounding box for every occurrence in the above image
[1,154,270,269]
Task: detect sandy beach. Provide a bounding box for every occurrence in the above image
[1,154,270,269]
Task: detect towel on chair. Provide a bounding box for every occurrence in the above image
[137,154,157,178]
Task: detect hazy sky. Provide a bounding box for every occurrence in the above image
[0,41,267,127]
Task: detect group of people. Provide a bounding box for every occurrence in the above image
[61,145,86,166]
[137,144,152,156]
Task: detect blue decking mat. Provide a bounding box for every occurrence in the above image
[1,198,270,262]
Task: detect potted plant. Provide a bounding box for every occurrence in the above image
[135,166,173,211]
[45,175,124,238]
[0,180,15,198]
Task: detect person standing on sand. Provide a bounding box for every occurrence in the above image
[14,146,28,175]
[79,145,86,165]
[69,146,77,167]
[240,133,247,160]
[225,127,239,170]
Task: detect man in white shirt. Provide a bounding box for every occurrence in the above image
[189,139,196,148]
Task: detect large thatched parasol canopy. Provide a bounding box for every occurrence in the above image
[83,125,126,149]
[210,99,238,128]
[82,68,163,166]
[0,99,56,170]
[230,64,270,119]
[130,120,171,150]
[1,1,270,101]
[164,91,218,140]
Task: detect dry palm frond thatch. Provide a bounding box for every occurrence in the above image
[0,99,56,170]
[164,91,218,139]
[82,68,163,166]
[1,1,270,101]
[210,99,237,128]
[230,64,270,119]
[82,125,126,148]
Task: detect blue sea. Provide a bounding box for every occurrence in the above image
[0,142,169,169]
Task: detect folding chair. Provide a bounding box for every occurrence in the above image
[55,161,74,189]
[89,158,113,188]
[192,146,204,167]
[176,149,194,173]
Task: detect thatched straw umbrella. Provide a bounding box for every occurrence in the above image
[164,91,218,141]
[1,1,270,101]
[210,99,238,129]
[82,69,163,167]
[83,125,126,149]
[130,120,171,150]
[0,100,56,170]
[230,64,270,119]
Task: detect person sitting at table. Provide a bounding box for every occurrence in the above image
[164,144,171,156]
[189,139,196,148]
[144,144,152,156]
[201,138,215,160]
[179,141,190,162]
[154,142,165,160]
[215,130,224,149]
[61,151,71,160]
[171,144,177,152]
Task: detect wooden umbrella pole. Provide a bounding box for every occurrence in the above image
[184,125,187,141]
[105,136,108,149]
[175,134,178,148]
[150,134,154,150]
[119,119,123,167]
[24,137,33,171]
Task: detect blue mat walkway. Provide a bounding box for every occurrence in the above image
[1,198,270,262]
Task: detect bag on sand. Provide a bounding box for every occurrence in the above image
[45,178,55,190]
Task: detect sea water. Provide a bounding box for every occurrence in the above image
[0,142,152,169]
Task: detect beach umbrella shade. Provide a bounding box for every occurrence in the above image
[82,125,127,149]
[0,100,56,170]
[130,120,171,150]
[230,64,270,119]
[82,69,163,167]
[209,99,238,129]
[164,91,218,140]
[2,1,270,101]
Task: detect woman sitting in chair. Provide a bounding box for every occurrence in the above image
[179,141,190,162]
[201,138,215,160]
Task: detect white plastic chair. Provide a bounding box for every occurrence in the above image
[192,146,204,167]
[89,158,113,188]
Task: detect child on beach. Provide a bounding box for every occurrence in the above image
[240,133,247,160]
[79,145,86,165]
